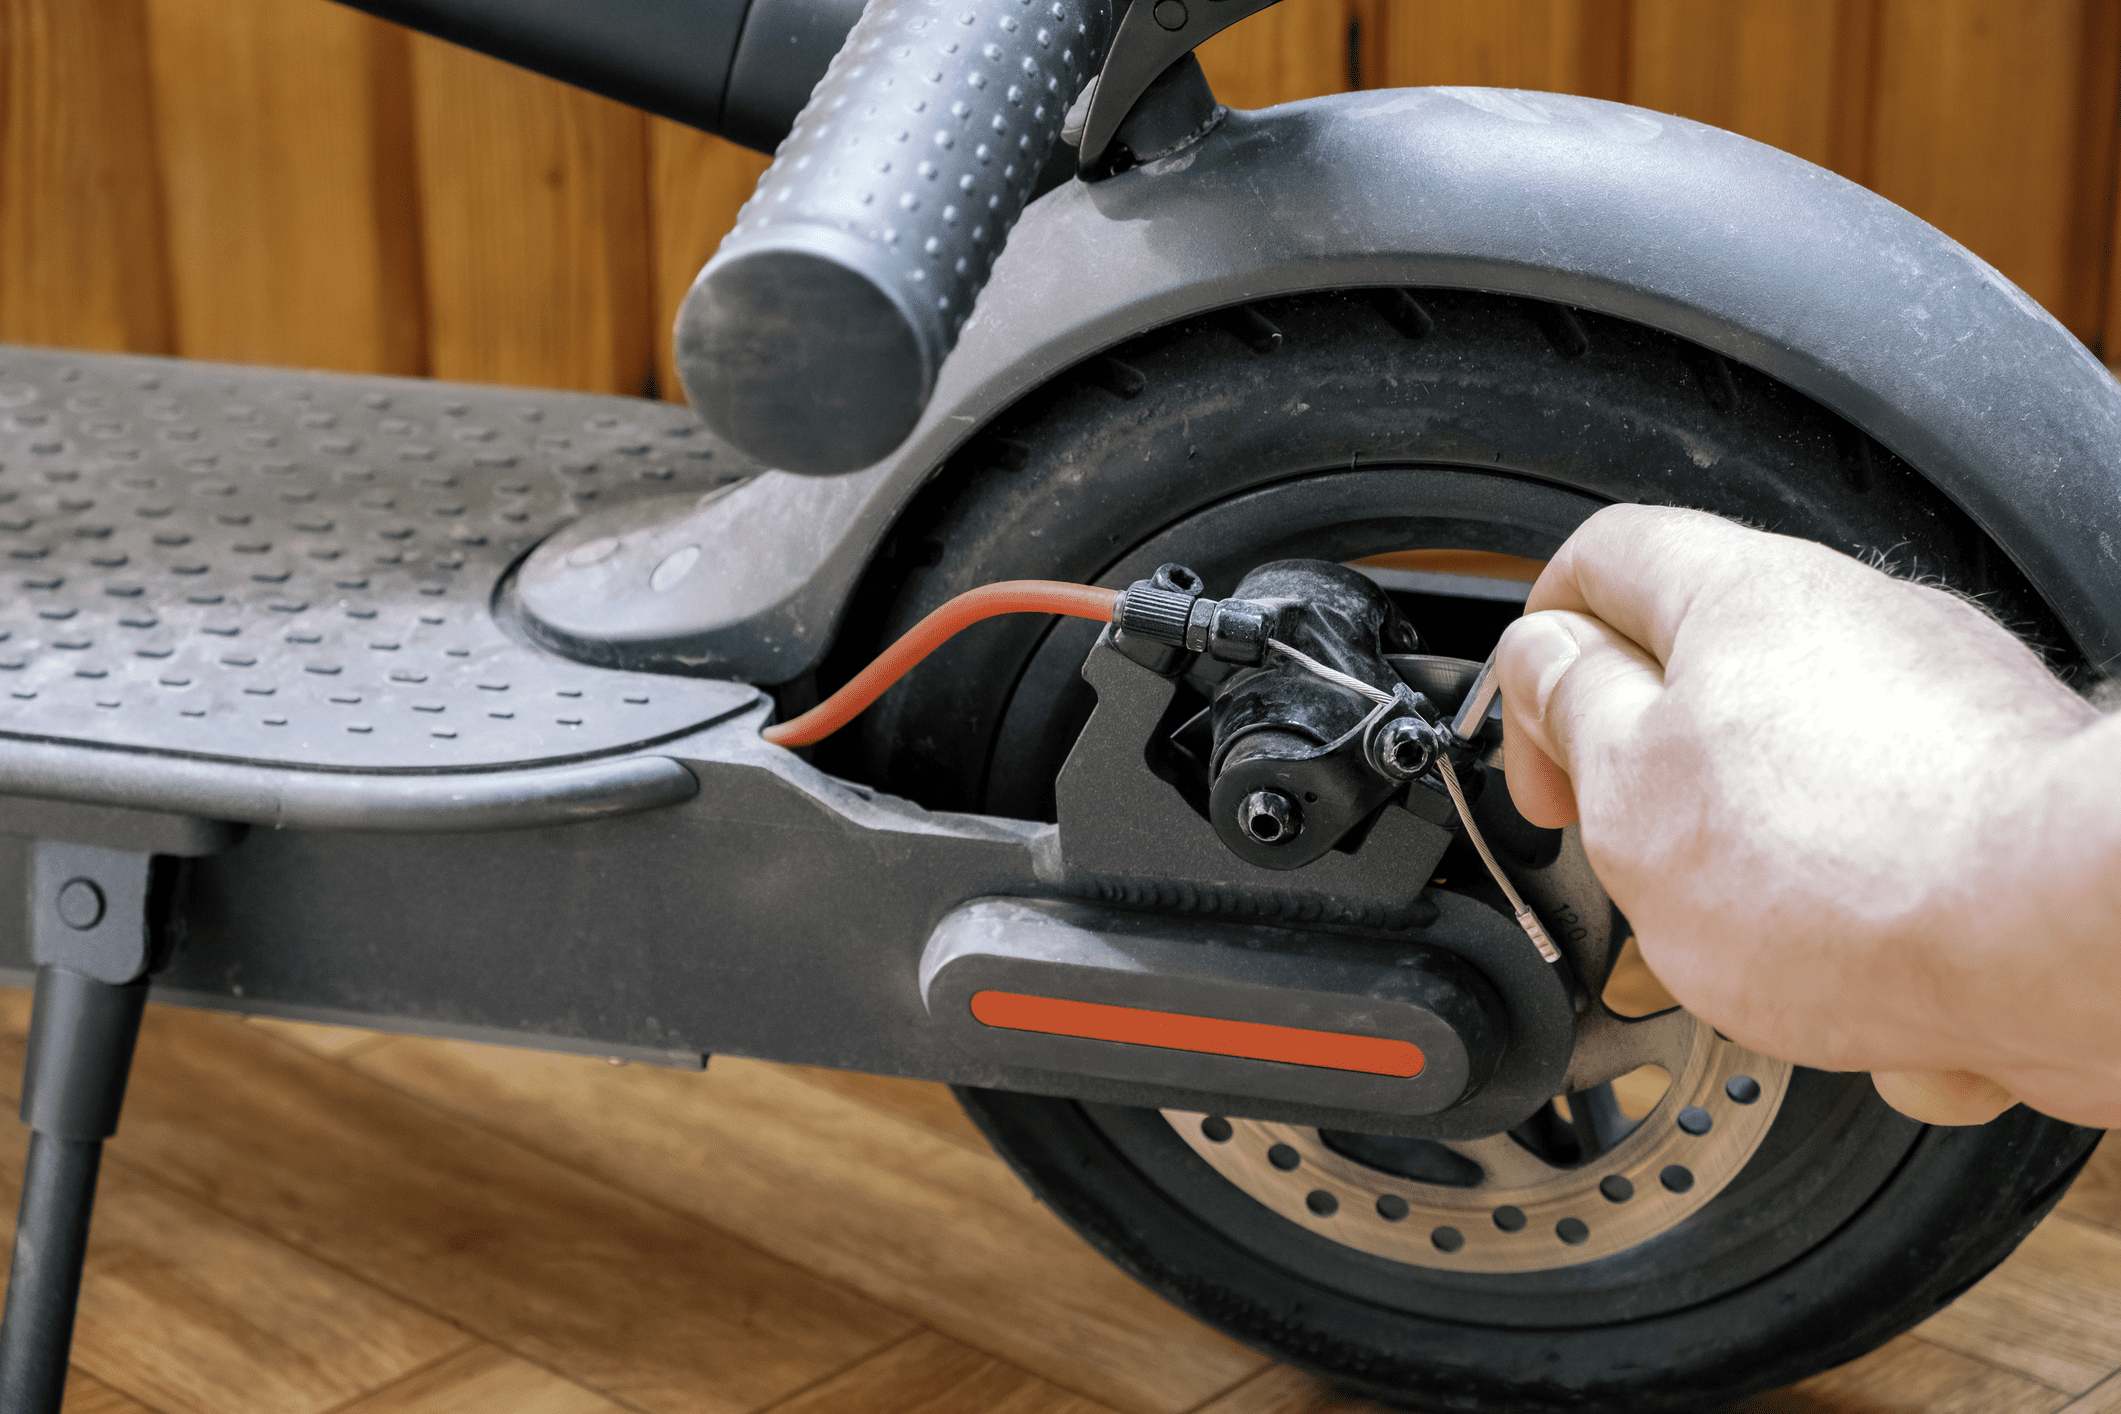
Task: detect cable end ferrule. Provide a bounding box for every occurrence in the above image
[1516,907,1562,964]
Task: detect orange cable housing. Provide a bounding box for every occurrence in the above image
[761,580,1119,748]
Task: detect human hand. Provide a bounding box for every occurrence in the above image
[1494,505,2119,1127]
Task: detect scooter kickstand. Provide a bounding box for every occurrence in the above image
[0,845,168,1414]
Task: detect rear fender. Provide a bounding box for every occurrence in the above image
[518,87,2121,679]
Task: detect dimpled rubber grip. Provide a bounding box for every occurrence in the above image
[676,0,1114,476]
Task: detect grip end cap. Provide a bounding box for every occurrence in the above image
[678,226,938,477]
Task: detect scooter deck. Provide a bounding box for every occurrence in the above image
[0,349,1534,1132]
[0,347,754,811]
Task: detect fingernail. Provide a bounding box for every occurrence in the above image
[1505,613,1581,724]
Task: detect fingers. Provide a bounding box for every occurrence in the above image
[1502,728,1578,828]
[1871,1069,2018,1126]
[1528,505,1828,667]
[1495,610,1665,819]
[1496,610,1582,827]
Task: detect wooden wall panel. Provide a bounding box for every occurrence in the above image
[1372,0,1629,100]
[1369,0,2119,355]
[647,121,770,404]
[143,0,423,373]
[0,0,172,355]
[1868,0,2121,343]
[1628,0,1869,178]
[1195,0,1358,111]
[2108,146,2121,360]
[8,0,2121,376]
[408,35,652,394]
[2060,0,2116,344]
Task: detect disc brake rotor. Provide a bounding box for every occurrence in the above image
[1167,1012,1791,1272]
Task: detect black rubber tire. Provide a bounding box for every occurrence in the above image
[842,288,2070,816]
[957,1089,2097,1413]
[836,288,2099,1410]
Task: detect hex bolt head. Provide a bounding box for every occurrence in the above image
[1371,715,1440,780]
[56,878,105,931]
[1237,789,1301,845]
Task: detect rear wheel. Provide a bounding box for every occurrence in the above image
[845,289,2098,1411]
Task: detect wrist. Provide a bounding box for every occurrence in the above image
[1928,712,2121,1117]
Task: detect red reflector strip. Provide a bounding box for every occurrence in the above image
[969,991,1424,1078]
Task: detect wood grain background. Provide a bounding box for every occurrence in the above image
[2,0,2117,400]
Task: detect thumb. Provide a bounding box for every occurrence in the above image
[1495,610,1665,826]
[1871,1069,2017,1126]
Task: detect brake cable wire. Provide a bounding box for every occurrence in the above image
[760,580,1120,748]
[1435,755,1562,963]
[1264,637,1395,706]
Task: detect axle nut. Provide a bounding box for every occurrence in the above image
[1237,788,1301,845]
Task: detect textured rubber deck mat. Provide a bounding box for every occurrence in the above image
[0,348,756,771]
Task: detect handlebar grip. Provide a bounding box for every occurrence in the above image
[676,0,1117,476]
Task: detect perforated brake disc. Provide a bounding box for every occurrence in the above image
[1167,1013,1790,1272]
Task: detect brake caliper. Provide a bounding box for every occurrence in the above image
[1114,560,1457,863]
[1113,559,1559,962]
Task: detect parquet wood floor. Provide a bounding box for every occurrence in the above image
[1,990,2113,1414]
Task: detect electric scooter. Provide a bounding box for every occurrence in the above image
[0,1,2113,1409]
